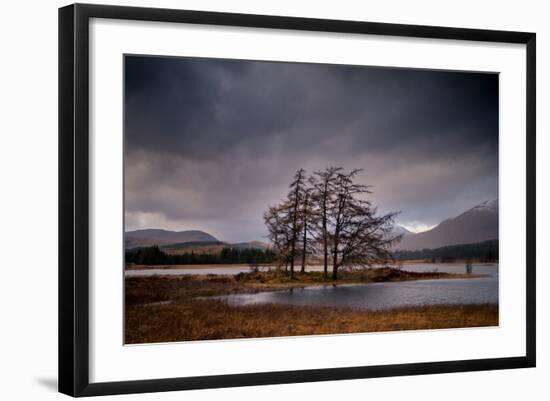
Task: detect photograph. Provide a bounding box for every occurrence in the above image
[123,54,499,344]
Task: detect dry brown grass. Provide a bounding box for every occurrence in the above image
[125,300,498,344]
[124,271,497,344]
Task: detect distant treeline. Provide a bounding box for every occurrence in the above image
[126,245,276,265]
[393,240,498,262]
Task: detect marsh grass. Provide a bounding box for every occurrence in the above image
[125,300,498,344]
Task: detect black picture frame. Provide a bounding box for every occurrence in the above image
[59,3,536,397]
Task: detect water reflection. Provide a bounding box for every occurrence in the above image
[215,265,499,310]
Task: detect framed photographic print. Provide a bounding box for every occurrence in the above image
[58,3,536,397]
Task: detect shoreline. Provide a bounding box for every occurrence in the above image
[126,263,257,270]
[125,268,488,299]
[126,261,499,271]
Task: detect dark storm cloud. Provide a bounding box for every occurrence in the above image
[124,55,498,241]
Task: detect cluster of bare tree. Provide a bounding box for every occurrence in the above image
[264,167,403,280]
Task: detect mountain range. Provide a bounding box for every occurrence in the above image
[126,199,498,253]
[125,229,218,249]
[395,199,498,251]
[125,229,269,252]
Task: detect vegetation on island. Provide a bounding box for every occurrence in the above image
[126,268,484,303]
[264,167,402,280]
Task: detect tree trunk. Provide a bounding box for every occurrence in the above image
[323,240,328,279]
[289,180,301,279]
[301,196,308,273]
[332,244,339,281]
[301,225,307,273]
[290,243,295,279]
[332,200,342,281]
[322,199,328,279]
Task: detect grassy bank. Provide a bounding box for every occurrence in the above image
[125,269,496,344]
[125,299,498,344]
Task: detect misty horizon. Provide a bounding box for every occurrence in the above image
[124,196,498,243]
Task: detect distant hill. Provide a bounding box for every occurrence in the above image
[396,199,498,251]
[126,229,270,255]
[232,241,270,250]
[125,229,218,249]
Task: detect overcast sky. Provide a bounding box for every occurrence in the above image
[124,55,498,242]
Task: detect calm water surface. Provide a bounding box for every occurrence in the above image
[125,265,266,276]
[126,263,498,310]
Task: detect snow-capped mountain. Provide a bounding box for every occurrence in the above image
[396,199,498,251]
[470,199,498,213]
[392,225,413,237]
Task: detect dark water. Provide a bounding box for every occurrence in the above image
[216,264,499,310]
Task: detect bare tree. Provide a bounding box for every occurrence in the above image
[263,204,292,270]
[264,167,401,281]
[329,169,402,280]
[287,169,307,278]
[299,186,317,273]
[310,167,341,278]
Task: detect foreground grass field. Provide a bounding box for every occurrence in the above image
[125,300,498,344]
[125,270,497,344]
